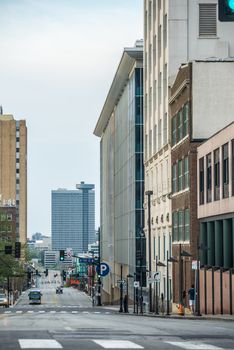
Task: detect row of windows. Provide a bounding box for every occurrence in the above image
[199,140,234,204]
[172,156,189,194]
[0,223,13,232]
[0,213,13,221]
[153,234,172,262]
[171,103,189,147]
[172,209,190,242]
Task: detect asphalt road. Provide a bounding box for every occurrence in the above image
[0,270,233,350]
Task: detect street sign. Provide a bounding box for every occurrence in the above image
[192,260,200,270]
[79,257,95,264]
[134,281,140,288]
[117,279,126,284]
[153,271,161,281]
[96,262,110,277]
[66,248,73,259]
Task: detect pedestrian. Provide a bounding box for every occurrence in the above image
[188,284,195,314]
[123,294,128,313]
[160,293,165,315]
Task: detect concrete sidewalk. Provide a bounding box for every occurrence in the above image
[102,304,234,321]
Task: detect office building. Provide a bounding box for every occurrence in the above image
[170,60,234,309]
[94,40,144,304]
[144,0,234,308]
[0,110,27,245]
[51,182,95,254]
[197,122,234,315]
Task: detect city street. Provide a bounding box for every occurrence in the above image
[0,272,233,350]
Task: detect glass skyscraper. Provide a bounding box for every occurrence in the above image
[51,182,95,254]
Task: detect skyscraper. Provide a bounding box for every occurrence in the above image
[0,110,27,245]
[51,182,95,254]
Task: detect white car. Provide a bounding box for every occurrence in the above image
[0,294,8,307]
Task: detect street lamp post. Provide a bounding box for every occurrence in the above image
[126,274,133,313]
[145,190,153,312]
[166,253,177,315]
[119,265,123,313]
[97,227,102,306]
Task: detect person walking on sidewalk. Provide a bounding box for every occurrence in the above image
[188,284,195,314]
[124,294,128,313]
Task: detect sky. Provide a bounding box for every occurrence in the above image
[0,0,143,237]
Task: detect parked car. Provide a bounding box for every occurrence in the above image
[0,293,8,307]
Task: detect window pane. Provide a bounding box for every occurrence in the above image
[177,111,183,142]
[172,212,178,242]
[206,153,212,203]
[183,103,189,138]
[214,148,220,200]
[184,156,189,189]
[199,158,204,205]
[178,211,184,241]
[178,160,183,191]
[172,116,177,146]
[222,143,229,198]
[172,164,177,193]
[184,209,190,241]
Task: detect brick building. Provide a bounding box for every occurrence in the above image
[169,60,234,310]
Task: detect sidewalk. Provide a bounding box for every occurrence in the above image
[101,304,234,322]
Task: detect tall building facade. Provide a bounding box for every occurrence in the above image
[51,182,95,254]
[144,0,234,307]
[94,41,144,304]
[0,112,27,245]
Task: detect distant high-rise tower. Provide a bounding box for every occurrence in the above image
[51,182,95,254]
[0,112,27,245]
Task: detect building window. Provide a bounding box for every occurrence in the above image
[163,234,166,261]
[206,153,212,203]
[158,118,162,150]
[184,209,190,241]
[183,103,189,138]
[214,148,220,200]
[7,214,12,221]
[177,111,183,142]
[153,236,156,260]
[172,212,178,242]
[0,213,6,221]
[199,3,217,37]
[172,164,177,193]
[199,158,204,205]
[158,235,161,260]
[184,156,189,189]
[178,160,183,191]
[169,234,172,258]
[223,143,229,198]
[172,116,177,146]
[163,113,167,145]
[178,210,184,241]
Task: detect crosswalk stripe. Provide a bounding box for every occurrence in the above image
[18,339,62,349]
[93,340,143,349]
[165,342,224,349]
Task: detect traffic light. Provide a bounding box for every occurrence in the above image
[62,270,66,281]
[59,250,65,261]
[15,242,21,258]
[5,245,12,255]
[219,0,234,21]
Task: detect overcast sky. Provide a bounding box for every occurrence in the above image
[0,0,143,237]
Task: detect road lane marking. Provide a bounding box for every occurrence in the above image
[18,339,63,349]
[27,311,34,313]
[64,327,73,331]
[60,311,67,313]
[72,311,78,313]
[93,340,143,349]
[82,311,89,314]
[165,342,224,349]
[4,311,11,314]
[94,311,101,314]
[38,311,45,313]
[16,311,23,313]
